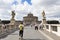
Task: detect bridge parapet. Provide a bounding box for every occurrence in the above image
[0,24,18,38]
[39,24,60,36]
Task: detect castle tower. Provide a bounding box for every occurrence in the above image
[23,12,38,25]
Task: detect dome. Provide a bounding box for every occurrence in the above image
[28,12,33,17]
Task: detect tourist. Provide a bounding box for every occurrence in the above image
[19,22,24,38]
[35,24,38,30]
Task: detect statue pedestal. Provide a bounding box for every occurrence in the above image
[9,19,15,30]
[10,19,15,25]
[9,11,16,30]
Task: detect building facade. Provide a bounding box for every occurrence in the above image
[23,13,38,25]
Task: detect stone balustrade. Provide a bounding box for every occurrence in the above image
[0,24,18,38]
[39,24,60,36]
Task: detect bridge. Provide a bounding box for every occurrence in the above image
[0,24,60,40]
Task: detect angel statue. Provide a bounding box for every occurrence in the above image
[11,11,15,19]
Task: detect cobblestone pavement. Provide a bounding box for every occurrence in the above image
[1,26,50,40]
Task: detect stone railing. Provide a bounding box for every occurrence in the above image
[0,24,19,39]
[39,24,60,33]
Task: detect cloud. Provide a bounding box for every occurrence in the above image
[0,0,14,9]
[0,8,11,20]
[0,0,14,20]
[0,0,60,21]
[21,0,32,5]
[31,0,60,20]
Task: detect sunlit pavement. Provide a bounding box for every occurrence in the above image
[1,26,50,40]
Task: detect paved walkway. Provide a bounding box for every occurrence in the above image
[39,29,60,40]
[1,26,51,40]
[23,26,49,40]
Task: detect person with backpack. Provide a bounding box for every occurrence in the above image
[19,22,24,38]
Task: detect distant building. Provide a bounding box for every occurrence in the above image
[15,21,23,26]
[23,12,38,25]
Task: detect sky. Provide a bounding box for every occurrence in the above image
[0,0,60,21]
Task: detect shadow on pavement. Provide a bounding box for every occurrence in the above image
[0,29,18,39]
[0,34,8,39]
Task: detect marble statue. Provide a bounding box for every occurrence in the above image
[11,11,15,19]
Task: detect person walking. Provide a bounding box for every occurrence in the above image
[35,24,38,30]
[19,22,24,39]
